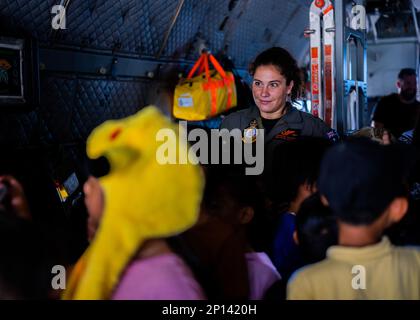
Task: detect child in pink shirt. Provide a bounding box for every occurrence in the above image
[181,167,279,300]
[112,253,205,300]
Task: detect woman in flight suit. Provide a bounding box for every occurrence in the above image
[220,47,335,146]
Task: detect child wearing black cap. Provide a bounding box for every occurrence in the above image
[287,138,420,299]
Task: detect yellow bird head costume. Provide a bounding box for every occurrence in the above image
[63,105,204,300]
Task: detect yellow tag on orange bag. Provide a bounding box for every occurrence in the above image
[173,53,237,121]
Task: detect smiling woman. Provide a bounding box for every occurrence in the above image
[220,47,336,175]
[252,64,293,120]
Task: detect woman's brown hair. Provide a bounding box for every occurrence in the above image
[249,47,303,102]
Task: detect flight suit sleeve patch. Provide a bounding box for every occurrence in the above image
[274,129,301,141]
[326,128,340,142]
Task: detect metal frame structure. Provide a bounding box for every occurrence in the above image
[306,0,335,128]
[306,0,368,134]
[334,0,367,134]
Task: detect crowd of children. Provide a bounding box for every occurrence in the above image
[1,46,419,300]
[0,103,419,300]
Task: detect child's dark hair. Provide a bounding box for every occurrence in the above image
[296,194,337,264]
[201,166,271,251]
[267,137,332,206]
[201,166,261,219]
[249,47,303,102]
[318,138,411,225]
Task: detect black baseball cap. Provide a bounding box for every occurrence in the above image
[318,138,412,225]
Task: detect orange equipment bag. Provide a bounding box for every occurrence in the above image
[173,52,237,121]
